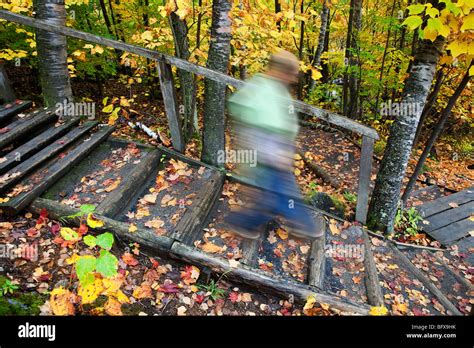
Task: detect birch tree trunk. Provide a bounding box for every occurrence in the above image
[367,36,445,233]
[33,0,73,107]
[201,0,232,166]
[402,63,472,203]
[169,12,196,141]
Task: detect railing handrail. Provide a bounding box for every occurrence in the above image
[0,9,379,140]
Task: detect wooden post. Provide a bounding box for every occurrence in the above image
[156,60,184,152]
[0,61,16,103]
[356,135,374,224]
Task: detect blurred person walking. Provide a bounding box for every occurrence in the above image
[224,50,324,240]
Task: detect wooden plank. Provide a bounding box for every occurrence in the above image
[0,10,379,140]
[454,236,474,252]
[29,197,174,257]
[361,228,384,306]
[170,242,370,314]
[240,227,266,268]
[307,215,326,289]
[388,242,462,315]
[0,121,98,193]
[429,218,474,245]
[173,170,225,245]
[95,149,162,218]
[0,107,57,149]
[0,126,113,214]
[421,201,474,233]
[355,136,374,224]
[156,61,184,152]
[0,118,79,174]
[417,186,473,218]
[0,100,32,125]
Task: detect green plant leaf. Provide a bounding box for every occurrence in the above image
[83,235,97,248]
[402,15,423,30]
[407,3,425,15]
[60,227,78,241]
[80,204,96,215]
[96,250,118,278]
[96,232,114,250]
[76,255,97,287]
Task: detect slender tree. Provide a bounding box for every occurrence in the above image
[401,63,472,203]
[201,0,232,166]
[169,12,196,141]
[367,34,445,233]
[33,0,73,107]
[308,0,329,93]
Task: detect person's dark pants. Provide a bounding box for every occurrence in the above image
[226,165,318,234]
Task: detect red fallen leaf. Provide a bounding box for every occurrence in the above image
[26,228,39,237]
[149,257,159,268]
[0,127,10,134]
[4,104,12,109]
[78,223,88,235]
[53,236,64,244]
[58,153,66,159]
[273,248,283,258]
[195,294,205,304]
[15,100,22,105]
[57,140,65,145]
[122,252,139,266]
[39,273,51,282]
[22,244,37,260]
[158,283,179,293]
[118,268,126,276]
[50,223,60,235]
[412,307,426,316]
[229,292,239,303]
[40,208,48,219]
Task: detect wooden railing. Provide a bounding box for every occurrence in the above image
[0,10,378,223]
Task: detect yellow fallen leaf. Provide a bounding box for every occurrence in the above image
[329,222,340,235]
[78,278,104,304]
[303,295,316,311]
[369,306,388,316]
[50,287,76,315]
[129,223,137,233]
[87,213,104,229]
[276,227,288,240]
[201,242,222,253]
[104,297,122,315]
[105,179,121,192]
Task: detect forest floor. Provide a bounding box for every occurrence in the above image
[2,71,472,316]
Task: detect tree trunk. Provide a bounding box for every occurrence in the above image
[98,0,115,37]
[296,0,305,100]
[412,68,444,146]
[367,35,445,233]
[33,0,73,107]
[308,0,329,92]
[201,0,232,166]
[401,63,471,203]
[373,0,396,117]
[343,0,362,118]
[169,12,196,141]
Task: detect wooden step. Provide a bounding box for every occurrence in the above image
[0,126,114,214]
[0,100,32,126]
[429,217,474,245]
[0,118,79,174]
[95,149,162,218]
[417,186,473,218]
[0,121,98,193]
[0,107,57,149]
[173,170,225,245]
[421,201,474,233]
